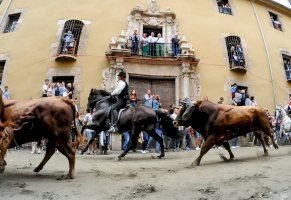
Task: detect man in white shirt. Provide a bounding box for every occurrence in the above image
[83,109,95,154]
[41,79,49,97]
[147,32,157,56]
[107,71,129,133]
[156,33,165,57]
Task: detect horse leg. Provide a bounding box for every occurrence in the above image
[81,130,100,154]
[116,129,139,160]
[255,132,269,156]
[56,141,76,179]
[34,141,56,172]
[221,141,235,162]
[191,134,216,167]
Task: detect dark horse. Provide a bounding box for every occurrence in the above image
[81,89,179,160]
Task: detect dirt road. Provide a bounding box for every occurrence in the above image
[1,146,291,200]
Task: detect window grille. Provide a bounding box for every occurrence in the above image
[225,36,245,68]
[283,54,291,81]
[269,12,282,31]
[216,0,232,15]
[58,20,84,56]
[4,13,21,33]
[0,60,6,85]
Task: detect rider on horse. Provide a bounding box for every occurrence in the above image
[107,71,129,133]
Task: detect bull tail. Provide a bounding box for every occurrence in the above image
[61,98,85,148]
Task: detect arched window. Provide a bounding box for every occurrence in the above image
[225,36,245,69]
[58,20,84,56]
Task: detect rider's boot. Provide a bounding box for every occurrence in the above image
[108,110,118,133]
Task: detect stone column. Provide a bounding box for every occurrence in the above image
[181,62,190,99]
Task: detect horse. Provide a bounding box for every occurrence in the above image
[274,105,291,144]
[81,89,179,160]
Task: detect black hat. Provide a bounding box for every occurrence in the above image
[117,71,126,78]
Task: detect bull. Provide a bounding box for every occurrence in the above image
[174,100,278,167]
[0,97,83,179]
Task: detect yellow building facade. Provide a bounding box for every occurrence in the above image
[0,0,290,113]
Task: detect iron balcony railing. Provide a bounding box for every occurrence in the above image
[126,40,180,58]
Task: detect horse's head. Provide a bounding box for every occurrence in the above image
[87,89,112,112]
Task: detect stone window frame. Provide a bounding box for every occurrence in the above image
[0,54,9,87]
[279,49,291,81]
[0,8,26,34]
[211,0,236,16]
[51,19,91,59]
[46,66,82,108]
[221,33,251,70]
[225,78,251,105]
[267,10,284,32]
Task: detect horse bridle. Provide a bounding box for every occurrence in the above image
[89,96,112,106]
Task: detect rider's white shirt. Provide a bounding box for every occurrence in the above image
[111,80,126,96]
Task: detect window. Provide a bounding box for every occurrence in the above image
[231,84,248,106]
[282,54,291,81]
[269,12,282,31]
[4,13,21,33]
[0,60,6,85]
[217,0,232,15]
[52,76,74,85]
[58,20,84,56]
[225,36,245,69]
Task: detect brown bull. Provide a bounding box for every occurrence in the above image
[174,100,278,167]
[0,97,83,179]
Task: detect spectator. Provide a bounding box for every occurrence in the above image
[217,97,224,104]
[250,96,258,106]
[147,32,157,56]
[236,45,245,66]
[152,94,161,110]
[144,89,153,107]
[59,82,66,97]
[66,83,74,99]
[171,107,183,151]
[47,83,54,97]
[2,86,11,100]
[54,82,61,96]
[231,83,237,98]
[122,131,131,150]
[100,131,110,155]
[156,33,165,57]
[129,29,140,55]
[41,79,49,97]
[245,94,251,106]
[140,33,149,56]
[83,109,95,154]
[171,34,180,56]
[130,89,138,107]
[62,31,75,54]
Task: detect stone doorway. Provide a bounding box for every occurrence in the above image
[129,77,175,109]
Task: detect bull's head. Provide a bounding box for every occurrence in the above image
[173,100,197,127]
[0,121,24,173]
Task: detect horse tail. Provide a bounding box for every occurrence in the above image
[61,98,85,148]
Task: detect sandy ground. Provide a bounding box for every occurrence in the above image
[0,146,291,200]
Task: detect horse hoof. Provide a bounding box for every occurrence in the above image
[115,157,121,161]
[33,167,42,173]
[263,152,269,157]
[57,174,74,180]
[190,161,199,168]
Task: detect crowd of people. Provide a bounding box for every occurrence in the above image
[229,44,245,67]
[41,79,75,99]
[128,30,180,57]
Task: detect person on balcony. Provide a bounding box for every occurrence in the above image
[156,33,165,57]
[140,33,149,56]
[129,30,140,55]
[171,34,180,56]
[62,31,75,54]
[147,32,157,56]
[236,44,245,66]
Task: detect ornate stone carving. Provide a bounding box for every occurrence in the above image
[190,73,201,100]
[148,0,160,14]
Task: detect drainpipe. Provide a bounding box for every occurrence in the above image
[252,0,277,109]
[0,0,13,25]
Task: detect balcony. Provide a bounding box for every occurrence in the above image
[55,42,77,62]
[229,57,246,73]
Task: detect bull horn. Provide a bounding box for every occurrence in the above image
[12,122,31,132]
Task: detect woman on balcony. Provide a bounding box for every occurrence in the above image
[140,33,149,56]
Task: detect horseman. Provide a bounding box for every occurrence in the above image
[107,71,129,133]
